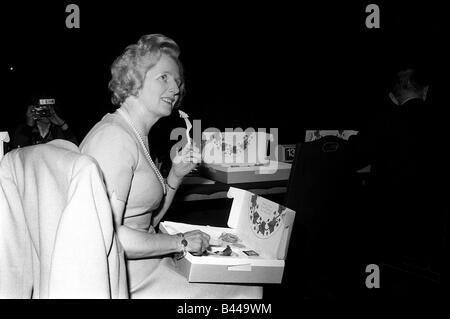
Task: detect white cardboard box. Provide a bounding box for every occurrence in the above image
[160,187,296,284]
[201,131,270,165]
[200,161,292,184]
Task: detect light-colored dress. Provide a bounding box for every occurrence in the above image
[80,111,263,299]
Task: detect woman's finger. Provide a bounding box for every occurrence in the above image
[183,143,200,156]
[185,230,210,242]
[182,151,200,164]
[192,153,202,163]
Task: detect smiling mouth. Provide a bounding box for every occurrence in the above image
[161,97,175,107]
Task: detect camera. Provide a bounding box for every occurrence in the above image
[33,105,50,118]
[32,98,55,119]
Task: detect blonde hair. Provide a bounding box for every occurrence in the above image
[108,34,185,107]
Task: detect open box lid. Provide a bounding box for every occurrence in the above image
[226,187,295,260]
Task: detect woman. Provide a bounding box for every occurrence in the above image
[80,34,262,299]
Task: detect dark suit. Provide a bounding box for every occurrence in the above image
[352,98,447,268]
[11,123,78,149]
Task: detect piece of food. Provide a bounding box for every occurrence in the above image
[219,232,240,244]
[221,245,233,256]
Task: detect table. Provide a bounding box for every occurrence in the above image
[166,166,370,226]
[176,175,288,201]
[164,175,289,227]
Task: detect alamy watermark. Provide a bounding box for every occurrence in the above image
[365,4,380,29]
[64,4,380,30]
[365,264,380,289]
[65,4,80,29]
[169,120,280,168]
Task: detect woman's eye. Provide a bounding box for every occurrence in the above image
[160,74,168,82]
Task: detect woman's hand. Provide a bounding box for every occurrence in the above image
[183,230,210,256]
[171,142,201,180]
[26,105,36,126]
[48,105,66,126]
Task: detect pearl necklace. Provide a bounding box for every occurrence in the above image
[117,108,167,195]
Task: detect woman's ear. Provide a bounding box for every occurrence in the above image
[388,92,399,105]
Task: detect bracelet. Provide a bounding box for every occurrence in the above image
[58,121,66,127]
[165,179,178,191]
[174,233,188,260]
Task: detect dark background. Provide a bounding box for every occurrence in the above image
[0,0,448,304]
[1,1,447,154]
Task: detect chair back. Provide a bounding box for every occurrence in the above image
[283,136,361,297]
[0,140,128,298]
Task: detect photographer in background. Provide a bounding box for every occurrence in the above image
[11,97,78,149]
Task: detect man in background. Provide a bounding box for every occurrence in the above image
[11,96,78,149]
[352,66,447,297]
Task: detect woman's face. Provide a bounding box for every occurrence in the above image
[137,53,181,118]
